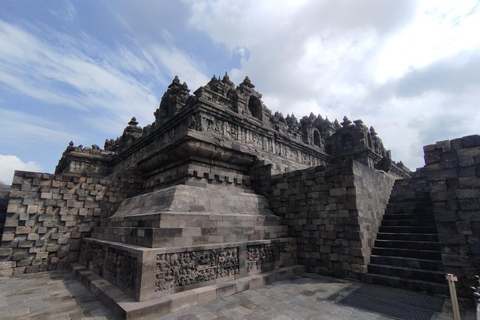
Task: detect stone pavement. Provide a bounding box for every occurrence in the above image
[0,270,475,320]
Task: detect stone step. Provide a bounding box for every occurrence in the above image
[70,263,305,320]
[367,264,445,283]
[384,208,433,215]
[371,247,442,260]
[376,232,438,242]
[380,219,436,227]
[386,202,432,210]
[361,273,448,295]
[374,240,441,251]
[382,214,434,220]
[387,196,431,203]
[370,255,444,271]
[379,226,437,234]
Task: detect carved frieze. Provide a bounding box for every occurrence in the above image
[189,114,326,168]
[246,243,287,272]
[155,248,239,292]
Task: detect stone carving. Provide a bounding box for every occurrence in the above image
[105,248,138,289]
[56,74,411,181]
[79,242,105,275]
[155,248,239,292]
[246,243,287,272]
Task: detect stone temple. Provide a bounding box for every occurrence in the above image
[0,74,479,319]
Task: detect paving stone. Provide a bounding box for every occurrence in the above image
[0,270,475,320]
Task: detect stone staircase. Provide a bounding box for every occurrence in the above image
[362,176,448,294]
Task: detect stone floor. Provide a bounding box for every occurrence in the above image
[0,270,475,320]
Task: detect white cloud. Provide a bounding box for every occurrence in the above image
[185,0,480,170]
[0,155,42,184]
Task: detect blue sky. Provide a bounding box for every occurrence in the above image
[1,0,480,183]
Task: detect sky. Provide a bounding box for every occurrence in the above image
[0,0,479,184]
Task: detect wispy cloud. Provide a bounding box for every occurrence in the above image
[0,109,78,146]
[0,18,208,135]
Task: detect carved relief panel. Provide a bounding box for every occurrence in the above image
[155,248,239,292]
[246,243,287,272]
[105,248,138,290]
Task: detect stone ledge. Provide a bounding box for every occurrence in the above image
[70,263,304,320]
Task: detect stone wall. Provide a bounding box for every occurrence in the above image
[424,135,480,295]
[251,159,396,279]
[0,171,142,276]
[0,185,10,241]
[352,160,396,259]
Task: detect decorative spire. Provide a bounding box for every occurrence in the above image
[334,119,341,128]
[241,76,255,88]
[341,116,352,127]
[128,117,138,127]
[223,72,230,81]
[353,119,364,127]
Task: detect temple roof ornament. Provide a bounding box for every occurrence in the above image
[341,116,352,127]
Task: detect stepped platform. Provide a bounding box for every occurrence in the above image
[75,184,298,318]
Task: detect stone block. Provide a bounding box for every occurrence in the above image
[0,261,15,270]
[2,233,15,241]
[36,252,48,259]
[47,244,61,252]
[170,290,198,313]
[0,269,13,276]
[16,226,31,234]
[442,254,469,267]
[27,205,39,214]
[438,234,466,245]
[27,233,40,241]
[6,204,18,213]
[249,275,264,289]
[216,282,236,298]
[193,286,217,304]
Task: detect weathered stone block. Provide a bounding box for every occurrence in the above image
[193,286,217,304]
[16,226,31,234]
[2,233,15,241]
[26,205,38,214]
[170,291,197,313]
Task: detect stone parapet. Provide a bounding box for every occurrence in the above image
[79,237,297,302]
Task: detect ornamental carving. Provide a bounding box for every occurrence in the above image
[105,248,138,289]
[155,248,239,292]
[246,243,287,272]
